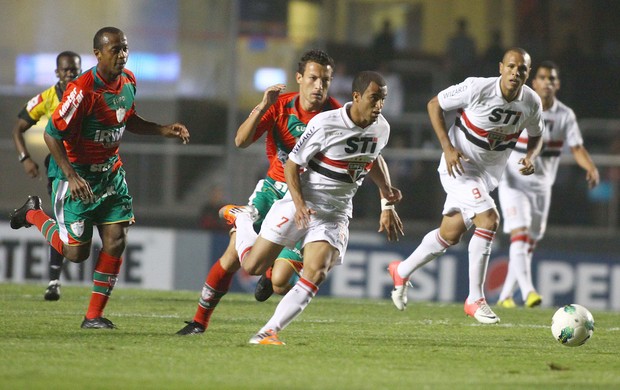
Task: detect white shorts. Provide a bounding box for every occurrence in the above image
[439,171,496,229]
[259,197,349,264]
[498,183,550,240]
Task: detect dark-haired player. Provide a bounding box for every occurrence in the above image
[10,27,190,329]
[176,49,341,335]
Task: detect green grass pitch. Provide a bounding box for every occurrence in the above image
[1,283,619,389]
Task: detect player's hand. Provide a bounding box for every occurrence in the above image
[378,209,404,242]
[68,174,94,203]
[293,202,315,229]
[22,158,40,179]
[380,186,402,205]
[518,157,535,175]
[261,84,286,110]
[164,123,190,144]
[444,147,467,177]
[586,167,600,188]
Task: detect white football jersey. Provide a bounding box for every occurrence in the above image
[288,102,390,217]
[438,77,544,190]
[501,98,583,191]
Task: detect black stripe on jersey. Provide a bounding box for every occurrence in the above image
[308,160,355,183]
[515,146,561,157]
[455,117,516,151]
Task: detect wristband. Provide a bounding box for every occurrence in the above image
[381,198,395,211]
[251,105,265,116]
[18,152,30,163]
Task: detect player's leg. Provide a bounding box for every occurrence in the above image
[81,169,133,329]
[255,245,303,301]
[177,233,240,335]
[80,222,128,329]
[44,158,65,300]
[521,192,548,307]
[249,216,347,345]
[9,185,92,263]
[250,243,339,345]
[498,228,529,304]
[271,257,303,296]
[497,183,531,306]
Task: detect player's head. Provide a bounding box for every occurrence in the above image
[351,71,387,126]
[532,60,560,101]
[93,27,128,80]
[499,47,532,101]
[296,49,335,111]
[55,51,81,90]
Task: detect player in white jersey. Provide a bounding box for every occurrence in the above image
[388,48,544,324]
[497,61,599,309]
[228,71,404,345]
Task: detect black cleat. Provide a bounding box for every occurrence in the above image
[176,321,205,335]
[81,317,116,329]
[9,196,42,229]
[44,280,61,301]
[254,273,274,302]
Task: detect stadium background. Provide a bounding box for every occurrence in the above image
[0,0,618,310]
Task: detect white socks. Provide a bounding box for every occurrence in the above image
[498,234,536,300]
[259,278,318,333]
[397,228,450,278]
[467,228,495,302]
[234,213,258,263]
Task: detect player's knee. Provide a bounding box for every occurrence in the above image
[63,245,90,263]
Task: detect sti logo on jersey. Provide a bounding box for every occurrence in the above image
[344,137,378,154]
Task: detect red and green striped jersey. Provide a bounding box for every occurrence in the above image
[46,66,137,172]
[253,92,340,182]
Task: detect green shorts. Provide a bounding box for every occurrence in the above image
[51,166,134,245]
[249,177,302,264]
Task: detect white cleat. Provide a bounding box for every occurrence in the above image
[464,298,500,324]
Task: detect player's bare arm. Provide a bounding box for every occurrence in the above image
[571,145,600,188]
[427,96,465,177]
[519,135,542,175]
[12,118,40,178]
[126,115,190,144]
[283,158,314,229]
[44,132,93,201]
[367,155,404,241]
[368,154,402,205]
[235,83,286,148]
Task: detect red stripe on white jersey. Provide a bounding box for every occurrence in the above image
[461,110,520,141]
[314,152,373,170]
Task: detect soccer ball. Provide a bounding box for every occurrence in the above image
[551,304,594,347]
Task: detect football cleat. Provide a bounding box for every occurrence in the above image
[525,291,542,308]
[497,297,516,308]
[44,280,61,301]
[218,204,259,225]
[387,261,410,311]
[249,329,285,345]
[80,317,116,329]
[9,196,41,229]
[464,298,500,324]
[254,272,274,302]
[175,321,206,335]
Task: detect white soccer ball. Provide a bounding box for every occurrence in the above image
[551,304,594,347]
